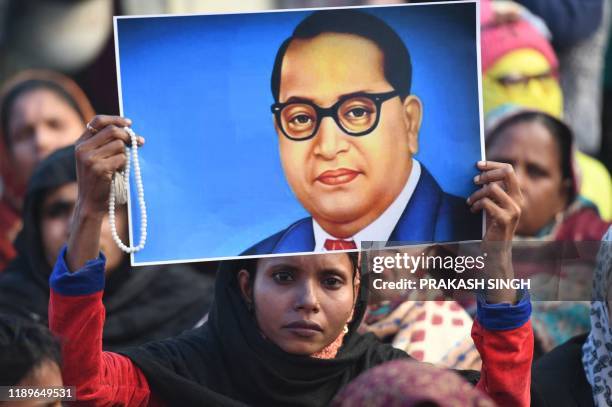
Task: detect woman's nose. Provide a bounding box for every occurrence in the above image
[33,125,55,160]
[294,281,320,313]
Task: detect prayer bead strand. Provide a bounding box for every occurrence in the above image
[109,127,147,253]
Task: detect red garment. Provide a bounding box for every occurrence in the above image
[50,289,533,407]
[554,207,611,241]
[473,317,534,406]
[0,198,19,272]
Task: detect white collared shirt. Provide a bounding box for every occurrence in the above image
[313,159,422,251]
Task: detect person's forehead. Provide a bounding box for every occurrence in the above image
[489,121,561,165]
[9,88,78,127]
[279,33,390,104]
[42,182,78,204]
[11,87,70,114]
[498,120,556,148]
[258,253,352,273]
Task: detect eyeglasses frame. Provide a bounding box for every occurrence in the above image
[271,90,400,141]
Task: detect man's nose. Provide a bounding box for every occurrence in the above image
[294,280,320,313]
[313,117,350,160]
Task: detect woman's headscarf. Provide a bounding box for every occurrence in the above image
[0,146,215,350]
[582,227,612,407]
[480,0,562,118]
[331,359,495,407]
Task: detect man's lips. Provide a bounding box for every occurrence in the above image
[315,168,360,185]
[283,320,323,337]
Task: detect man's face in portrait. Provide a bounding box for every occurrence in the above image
[276,32,423,238]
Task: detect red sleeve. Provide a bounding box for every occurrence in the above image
[49,289,163,406]
[472,320,534,407]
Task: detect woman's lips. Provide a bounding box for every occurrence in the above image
[283,320,323,338]
[315,168,360,185]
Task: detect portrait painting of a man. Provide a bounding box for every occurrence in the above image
[115,2,482,264]
[244,10,481,255]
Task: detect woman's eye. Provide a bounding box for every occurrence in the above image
[43,202,73,219]
[272,271,294,283]
[527,164,548,179]
[48,118,64,130]
[322,276,343,289]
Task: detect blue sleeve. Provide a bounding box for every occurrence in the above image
[516,0,604,50]
[476,289,531,331]
[49,245,106,296]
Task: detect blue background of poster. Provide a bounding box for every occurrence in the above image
[115,2,482,264]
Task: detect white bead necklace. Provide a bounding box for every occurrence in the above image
[109,127,147,253]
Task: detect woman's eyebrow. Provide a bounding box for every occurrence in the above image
[318,267,349,277]
[266,263,301,273]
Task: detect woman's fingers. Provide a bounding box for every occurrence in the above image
[103,153,129,174]
[475,161,521,200]
[81,115,132,140]
[470,197,506,220]
[469,184,521,223]
[470,161,523,243]
[93,138,128,160]
[77,119,145,155]
[86,125,132,149]
[87,127,145,150]
[468,183,520,213]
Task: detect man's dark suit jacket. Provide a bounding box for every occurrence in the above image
[531,334,595,407]
[243,165,482,255]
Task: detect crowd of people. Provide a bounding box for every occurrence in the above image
[0,0,611,406]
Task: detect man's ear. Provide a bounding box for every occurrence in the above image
[402,95,423,155]
[237,269,254,306]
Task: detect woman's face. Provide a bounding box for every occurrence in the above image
[238,254,358,355]
[8,88,83,185]
[487,120,568,236]
[40,182,127,273]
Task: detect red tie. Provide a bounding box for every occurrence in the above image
[324,239,357,251]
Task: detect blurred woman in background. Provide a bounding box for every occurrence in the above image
[0,146,215,350]
[0,70,93,271]
[485,106,609,241]
[486,105,610,356]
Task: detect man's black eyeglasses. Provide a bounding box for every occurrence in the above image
[271,90,399,141]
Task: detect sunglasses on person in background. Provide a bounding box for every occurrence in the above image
[272,90,399,141]
[494,69,558,87]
